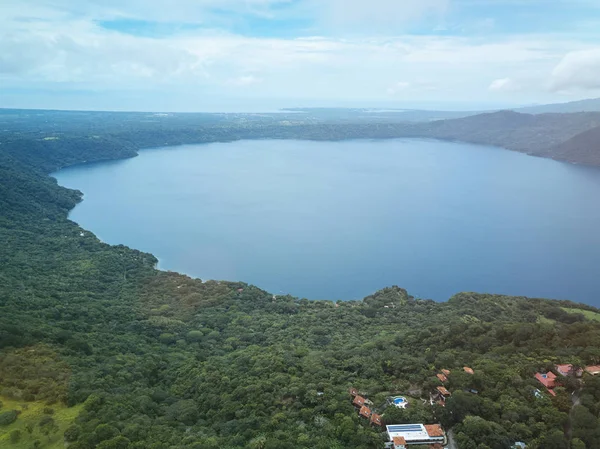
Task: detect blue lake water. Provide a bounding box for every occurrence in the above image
[53,139,600,304]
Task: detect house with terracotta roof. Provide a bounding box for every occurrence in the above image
[585,365,600,375]
[464,366,474,375]
[535,372,557,389]
[353,395,366,407]
[436,373,447,383]
[392,436,407,449]
[441,369,451,376]
[386,424,446,447]
[436,386,451,397]
[555,364,574,376]
[370,413,383,427]
[535,372,557,396]
[424,424,444,438]
[359,405,372,419]
[349,387,358,397]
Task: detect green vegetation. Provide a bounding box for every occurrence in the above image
[0,394,83,448]
[2,109,600,448]
[562,307,600,322]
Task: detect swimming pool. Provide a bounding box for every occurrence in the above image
[392,396,408,408]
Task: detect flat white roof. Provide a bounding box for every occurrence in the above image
[386,424,444,443]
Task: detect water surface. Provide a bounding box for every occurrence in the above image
[54,139,600,304]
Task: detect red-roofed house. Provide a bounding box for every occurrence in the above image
[393,436,407,449]
[349,387,358,397]
[437,373,447,383]
[359,405,372,419]
[425,424,445,438]
[353,395,365,407]
[370,413,382,426]
[464,366,474,375]
[585,365,600,375]
[441,369,451,376]
[556,364,574,376]
[535,372,557,389]
[436,386,451,397]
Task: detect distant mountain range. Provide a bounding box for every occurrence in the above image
[281,107,478,123]
[406,109,600,166]
[3,100,600,167]
[515,98,600,114]
[418,111,600,163]
[284,98,600,124]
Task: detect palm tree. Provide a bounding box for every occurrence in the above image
[249,435,267,449]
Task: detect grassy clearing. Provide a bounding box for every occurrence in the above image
[561,307,600,322]
[0,394,82,448]
[537,315,556,325]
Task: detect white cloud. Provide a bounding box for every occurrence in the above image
[549,49,600,91]
[1,0,599,110]
[317,0,450,30]
[228,75,263,87]
[489,78,519,91]
[387,81,411,95]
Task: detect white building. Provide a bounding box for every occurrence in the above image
[385,424,446,447]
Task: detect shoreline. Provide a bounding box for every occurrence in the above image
[48,138,600,307]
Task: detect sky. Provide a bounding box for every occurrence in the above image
[1,0,600,112]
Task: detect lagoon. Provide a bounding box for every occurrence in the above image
[54,139,600,304]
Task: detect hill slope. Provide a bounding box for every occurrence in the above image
[517,98,600,114]
[422,110,600,154]
[2,112,600,448]
[3,107,600,167]
[546,125,600,166]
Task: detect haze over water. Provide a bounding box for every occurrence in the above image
[54,139,600,305]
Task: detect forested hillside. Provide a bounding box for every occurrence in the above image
[2,111,600,448]
[421,111,600,157]
[3,107,600,167]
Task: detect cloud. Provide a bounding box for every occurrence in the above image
[387,81,411,95]
[1,0,598,110]
[489,78,519,91]
[228,75,263,87]
[549,49,600,91]
[316,0,450,31]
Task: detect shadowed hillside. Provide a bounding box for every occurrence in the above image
[421,111,600,157]
[547,125,600,166]
[517,98,600,114]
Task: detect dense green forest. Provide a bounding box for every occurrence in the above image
[2,110,600,448]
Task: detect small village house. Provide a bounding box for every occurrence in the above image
[392,436,407,449]
[585,365,600,375]
[370,413,383,427]
[436,386,451,398]
[353,395,366,407]
[359,405,372,419]
[535,372,556,388]
[555,364,574,376]
[535,372,557,396]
